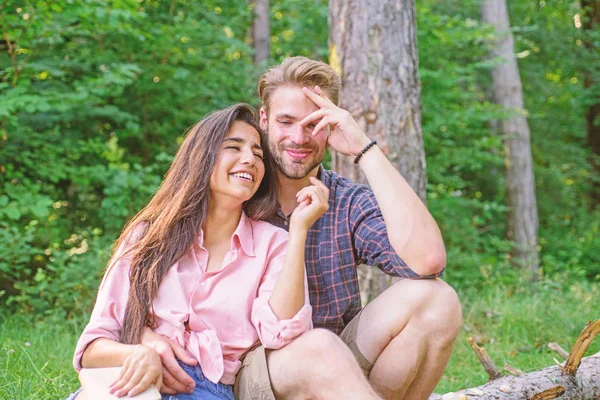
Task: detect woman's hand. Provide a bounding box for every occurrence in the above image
[290,177,330,232]
[109,344,163,398]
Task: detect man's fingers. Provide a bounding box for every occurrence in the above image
[300,109,327,126]
[162,358,195,393]
[169,340,197,365]
[312,117,333,137]
[152,340,195,388]
[314,85,327,97]
[161,367,189,394]
[163,357,195,387]
[302,86,330,107]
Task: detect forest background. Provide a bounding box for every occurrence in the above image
[0,0,598,398]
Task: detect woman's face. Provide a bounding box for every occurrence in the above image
[209,121,266,206]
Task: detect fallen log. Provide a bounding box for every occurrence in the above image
[429,319,600,400]
[428,355,600,400]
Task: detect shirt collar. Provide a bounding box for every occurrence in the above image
[196,212,255,257]
[316,165,331,187]
[232,212,255,257]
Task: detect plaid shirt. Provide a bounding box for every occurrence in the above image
[268,167,443,334]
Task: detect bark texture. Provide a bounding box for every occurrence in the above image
[328,0,426,302]
[251,0,270,65]
[430,320,600,400]
[582,0,600,201]
[428,356,600,400]
[481,0,539,277]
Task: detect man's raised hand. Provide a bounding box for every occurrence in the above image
[300,86,371,157]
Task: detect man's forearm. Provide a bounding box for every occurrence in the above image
[358,145,446,276]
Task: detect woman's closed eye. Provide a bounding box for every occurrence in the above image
[226,145,263,160]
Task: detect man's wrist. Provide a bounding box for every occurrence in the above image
[354,140,378,164]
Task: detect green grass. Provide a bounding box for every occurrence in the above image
[434,280,600,394]
[0,315,81,399]
[1,280,599,399]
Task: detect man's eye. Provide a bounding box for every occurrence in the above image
[307,124,317,130]
[280,121,292,126]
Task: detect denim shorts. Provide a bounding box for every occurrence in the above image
[163,361,234,400]
[65,361,234,400]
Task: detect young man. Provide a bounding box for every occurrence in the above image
[144,57,461,400]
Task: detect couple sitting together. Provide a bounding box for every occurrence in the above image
[68,57,461,400]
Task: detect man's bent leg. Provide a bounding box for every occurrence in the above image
[353,278,461,400]
[237,329,381,400]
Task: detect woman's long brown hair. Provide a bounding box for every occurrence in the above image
[110,104,279,344]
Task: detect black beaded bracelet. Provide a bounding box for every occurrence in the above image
[353,140,377,164]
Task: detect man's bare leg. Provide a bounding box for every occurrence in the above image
[267,329,382,400]
[357,278,462,400]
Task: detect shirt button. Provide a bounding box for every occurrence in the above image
[284,220,288,226]
[200,282,206,287]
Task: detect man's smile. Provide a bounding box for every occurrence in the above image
[285,149,312,160]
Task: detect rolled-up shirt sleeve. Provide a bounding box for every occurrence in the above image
[251,232,313,349]
[350,189,445,279]
[72,229,139,371]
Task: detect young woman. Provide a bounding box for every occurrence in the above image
[68,104,328,399]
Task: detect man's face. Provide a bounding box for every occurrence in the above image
[260,86,328,180]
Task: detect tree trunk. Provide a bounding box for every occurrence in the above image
[582,0,600,202]
[250,0,270,65]
[481,0,540,278]
[328,0,426,303]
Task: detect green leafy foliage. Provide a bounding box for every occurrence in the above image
[419,0,600,287]
[0,0,598,320]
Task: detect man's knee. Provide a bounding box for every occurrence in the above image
[290,328,350,363]
[379,279,462,339]
[267,329,357,393]
[402,279,461,338]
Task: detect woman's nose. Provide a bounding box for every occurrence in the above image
[240,148,256,165]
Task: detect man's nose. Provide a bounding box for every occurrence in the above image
[290,124,310,145]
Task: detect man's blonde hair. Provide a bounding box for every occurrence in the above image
[258,56,342,113]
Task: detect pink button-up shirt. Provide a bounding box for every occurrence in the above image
[73,213,313,384]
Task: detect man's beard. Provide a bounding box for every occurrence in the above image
[269,141,325,180]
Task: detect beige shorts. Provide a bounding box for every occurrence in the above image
[234,310,373,400]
